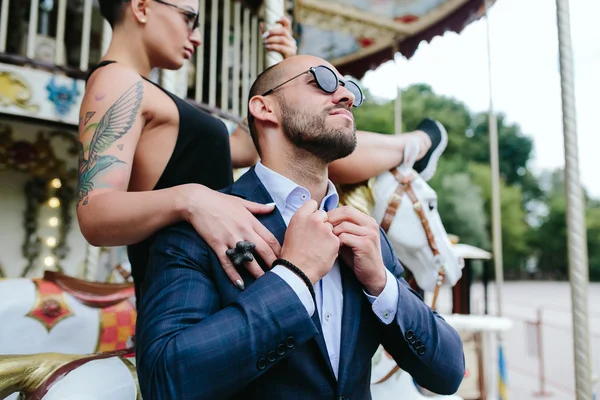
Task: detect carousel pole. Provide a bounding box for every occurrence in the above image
[393,43,403,135]
[555,0,593,398]
[264,0,284,67]
[483,0,508,398]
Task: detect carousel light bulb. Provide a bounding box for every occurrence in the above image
[44,256,56,267]
[48,217,59,227]
[46,237,57,247]
[51,178,62,189]
[48,197,61,208]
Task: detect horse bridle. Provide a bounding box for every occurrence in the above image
[379,168,446,311]
[373,168,447,386]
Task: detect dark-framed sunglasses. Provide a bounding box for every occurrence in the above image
[153,0,200,31]
[262,65,364,107]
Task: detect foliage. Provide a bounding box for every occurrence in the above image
[353,83,598,280]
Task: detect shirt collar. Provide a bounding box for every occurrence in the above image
[254,161,339,212]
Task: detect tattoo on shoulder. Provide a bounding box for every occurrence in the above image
[77,81,144,206]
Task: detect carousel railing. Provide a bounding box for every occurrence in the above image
[0,0,267,123]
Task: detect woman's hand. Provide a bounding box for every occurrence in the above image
[178,184,281,289]
[261,16,297,59]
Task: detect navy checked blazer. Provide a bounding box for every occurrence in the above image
[135,167,465,400]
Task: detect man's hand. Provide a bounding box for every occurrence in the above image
[328,206,387,296]
[280,200,339,284]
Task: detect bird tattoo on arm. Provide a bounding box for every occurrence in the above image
[77,81,144,206]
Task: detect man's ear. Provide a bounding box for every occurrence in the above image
[130,0,150,24]
[248,95,278,126]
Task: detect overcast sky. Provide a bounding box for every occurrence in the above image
[362,0,599,198]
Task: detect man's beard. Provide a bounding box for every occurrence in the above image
[280,99,357,163]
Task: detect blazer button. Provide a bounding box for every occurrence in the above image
[405,330,415,341]
[285,336,296,348]
[276,344,286,356]
[257,358,268,370]
[414,340,422,348]
[417,346,426,355]
[267,351,277,362]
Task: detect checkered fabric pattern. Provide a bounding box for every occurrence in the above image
[97,300,136,352]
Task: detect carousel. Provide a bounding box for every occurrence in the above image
[6,0,591,399]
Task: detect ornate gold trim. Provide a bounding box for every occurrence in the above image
[0,71,39,112]
[119,356,142,400]
[25,280,75,333]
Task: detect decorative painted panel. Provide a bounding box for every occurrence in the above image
[0,63,83,126]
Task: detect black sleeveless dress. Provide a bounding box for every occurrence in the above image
[85,61,233,300]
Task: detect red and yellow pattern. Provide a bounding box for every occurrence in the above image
[96,300,136,352]
[26,279,74,332]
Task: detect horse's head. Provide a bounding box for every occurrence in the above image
[368,141,464,293]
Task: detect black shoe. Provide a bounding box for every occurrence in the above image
[412,118,448,181]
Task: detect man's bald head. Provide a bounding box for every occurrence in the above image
[247,56,340,154]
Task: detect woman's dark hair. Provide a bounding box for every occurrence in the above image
[99,0,129,27]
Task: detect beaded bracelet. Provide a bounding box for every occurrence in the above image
[272,258,315,301]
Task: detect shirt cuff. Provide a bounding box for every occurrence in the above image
[272,265,315,317]
[364,269,399,325]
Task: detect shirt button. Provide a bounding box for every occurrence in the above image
[325,313,331,322]
[383,311,390,319]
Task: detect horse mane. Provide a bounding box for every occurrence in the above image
[0,353,80,399]
[336,178,376,216]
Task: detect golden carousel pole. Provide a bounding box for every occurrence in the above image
[393,43,403,135]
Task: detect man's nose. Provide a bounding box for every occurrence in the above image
[333,83,355,108]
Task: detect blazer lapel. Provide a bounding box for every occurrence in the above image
[230,167,286,246]
[337,261,363,393]
[231,168,338,384]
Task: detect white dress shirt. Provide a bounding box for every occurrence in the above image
[254,162,399,379]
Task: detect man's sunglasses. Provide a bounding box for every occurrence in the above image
[153,0,200,31]
[262,65,365,107]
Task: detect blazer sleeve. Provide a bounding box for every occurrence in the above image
[377,227,466,395]
[135,222,319,400]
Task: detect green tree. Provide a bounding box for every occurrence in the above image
[468,163,531,273]
[531,169,600,280]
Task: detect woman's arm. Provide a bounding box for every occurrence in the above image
[77,64,279,287]
[328,130,431,184]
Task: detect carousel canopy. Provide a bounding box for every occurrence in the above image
[293,0,496,79]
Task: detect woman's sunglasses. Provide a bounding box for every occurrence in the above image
[262,65,365,107]
[153,0,200,32]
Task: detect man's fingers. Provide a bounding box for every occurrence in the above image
[332,221,367,237]
[296,199,318,215]
[328,206,374,227]
[337,232,362,249]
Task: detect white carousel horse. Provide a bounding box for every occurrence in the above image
[0,270,136,356]
[0,350,140,400]
[338,138,464,306]
[336,138,465,399]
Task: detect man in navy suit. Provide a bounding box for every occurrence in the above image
[135,55,465,400]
